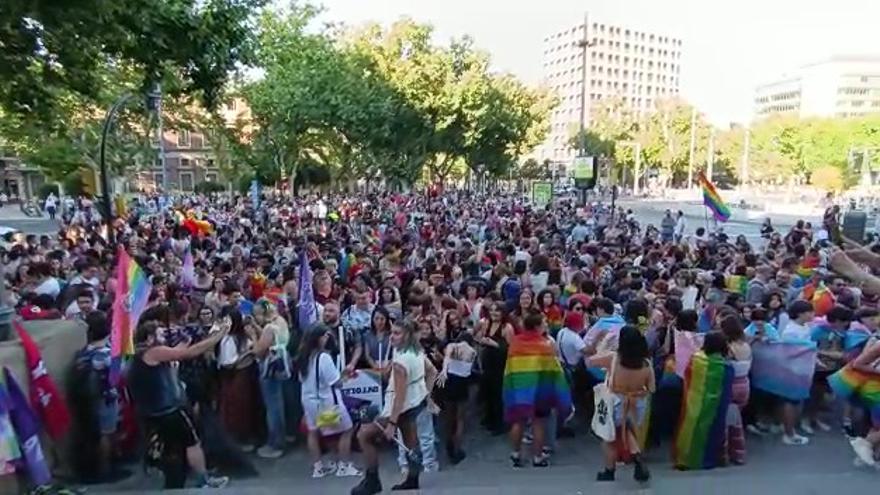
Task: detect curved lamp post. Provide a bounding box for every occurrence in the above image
[99,84,162,246]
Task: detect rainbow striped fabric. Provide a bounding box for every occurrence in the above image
[698,171,730,222]
[673,351,733,470]
[828,364,880,426]
[502,332,571,424]
[111,247,152,384]
[750,341,817,401]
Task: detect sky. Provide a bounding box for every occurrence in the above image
[314,0,880,125]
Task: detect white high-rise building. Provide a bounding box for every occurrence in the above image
[535,15,683,166]
[753,55,880,119]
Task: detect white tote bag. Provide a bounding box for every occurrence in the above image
[591,357,618,442]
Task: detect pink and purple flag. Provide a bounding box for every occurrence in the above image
[3,367,51,486]
[674,330,706,378]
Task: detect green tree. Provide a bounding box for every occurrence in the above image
[1,0,267,127]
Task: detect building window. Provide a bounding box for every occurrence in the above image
[179,172,194,192]
[207,159,216,168]
[180,158,191,169]
[206,173,219,182]
[177,130,191,147]
[153,173,164,187]
[154,158,162,169]
[852,101,865,107]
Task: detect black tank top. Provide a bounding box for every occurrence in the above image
[129,351,185,417]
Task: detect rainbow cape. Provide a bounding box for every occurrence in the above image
[502,332,571,424]
[698,171,730,222]
[673,351,733,470]
[827,364,880,426]
[750,340,817,401]
[111,247,152,384]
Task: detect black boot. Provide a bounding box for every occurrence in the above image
[596,468,615,481]
[391,471,420,491]
[633,455,651,483]
[351,468,382,495]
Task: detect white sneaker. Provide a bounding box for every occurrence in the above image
[312,461,336,478]
[799,420,815,436]
[257,445,284,459]
[815,419,832,433]
[335,462,362,477]
[325,460,338,472]
[746,424,768,437]
[850,437,877,466]
[782,433,810,446]
[423,462,440,473]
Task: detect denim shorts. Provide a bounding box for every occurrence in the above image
[98,399,120,435]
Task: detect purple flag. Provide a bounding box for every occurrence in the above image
[297,251,317,330]
[750,341,818,401]
[3,367,51,486]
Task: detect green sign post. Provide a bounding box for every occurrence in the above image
[532,181,553,208]
[573,156,597,189]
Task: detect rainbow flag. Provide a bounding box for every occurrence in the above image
[180,242,195,289]
[750,341,817,401]
[111,247,152,384]
[725,274,747,296]
[673,351,733,470]
[698,171,730,222]
[502,332,571,424]
[828,365,880,426]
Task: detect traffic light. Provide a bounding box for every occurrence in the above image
[79,167,98,197]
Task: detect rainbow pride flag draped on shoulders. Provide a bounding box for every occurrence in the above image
[673,351,733,470]
[111,247,152,385]
[503,332,571,424]
[828,359,880,426]
[750,340,817,401]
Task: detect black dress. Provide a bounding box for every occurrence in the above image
[479,323,507,432]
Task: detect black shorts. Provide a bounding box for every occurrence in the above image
[149,409,200,450]
[443,375,471,403]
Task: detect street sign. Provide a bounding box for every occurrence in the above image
[532,181,553,208]
[573,156,597,190]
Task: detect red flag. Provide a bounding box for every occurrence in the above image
[13,320,71,440]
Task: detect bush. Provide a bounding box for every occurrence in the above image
[37,183,60,199]
[193,181,227,194]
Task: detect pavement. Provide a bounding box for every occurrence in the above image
[90,422,878,494]
[0,205,59,235]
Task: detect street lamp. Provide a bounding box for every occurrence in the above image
[576,13,596,206]
[98,84,162,246]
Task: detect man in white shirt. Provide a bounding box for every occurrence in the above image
[778,299,814,447]
[674,210,687,243]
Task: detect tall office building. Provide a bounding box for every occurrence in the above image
[754,55,880,119]
[535,15,683,167]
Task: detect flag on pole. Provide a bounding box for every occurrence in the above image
[698,171,730,222]
[111,247,152,384]
[3,367,51,486]
[297,250,317,330]
[13,321,70,440]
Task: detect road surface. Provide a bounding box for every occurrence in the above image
[93,421,877,494]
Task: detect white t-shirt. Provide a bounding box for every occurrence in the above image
[34,278,61,299]
[557,327,586,366]
[681,286,699,311]
[382,349,428,417]
[782,320,811,341]
[300,353,342,405]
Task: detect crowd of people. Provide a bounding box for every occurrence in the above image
[2,188,880,492]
